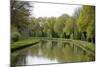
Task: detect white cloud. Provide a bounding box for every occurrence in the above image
[30,2,82,18]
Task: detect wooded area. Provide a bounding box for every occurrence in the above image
[11,0,95,44]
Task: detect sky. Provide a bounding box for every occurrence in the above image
[29,1,82,18]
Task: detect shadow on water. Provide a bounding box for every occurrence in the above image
[11,40,95,67]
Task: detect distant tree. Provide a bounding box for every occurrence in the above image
[43,21,50,37]
[54,14,69,38]
[47,17,56,37]
[63,17,78,39]
[73,7,81,19]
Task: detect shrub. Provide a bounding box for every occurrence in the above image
[11,32,22,43]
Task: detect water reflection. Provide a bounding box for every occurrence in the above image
[11,41,94,67]
[26,55,58,65]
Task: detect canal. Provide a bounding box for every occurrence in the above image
[11,40,95,67]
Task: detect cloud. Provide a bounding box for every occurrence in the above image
[30,2,82,18]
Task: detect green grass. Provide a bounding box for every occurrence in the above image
[11,37,95,53]
[39,37,95,52]
[11,37,41,49]
[29,37,95,52]
[72,40,95,52]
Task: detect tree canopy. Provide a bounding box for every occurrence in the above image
[77,5,95,42]
[11,0,95,43]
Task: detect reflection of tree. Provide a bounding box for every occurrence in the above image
[12,41,94,66]
[11,52,27,67]
[37,41,94,63]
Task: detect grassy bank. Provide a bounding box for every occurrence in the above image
[38,37,95,53]
[11,37,41,50]
[11,37,95,55]
[72,40,95,51]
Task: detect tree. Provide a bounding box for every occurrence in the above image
[47,17,56,37]
[11,0,31,27]
[63,17,78,39]
[54,14,69,38]
[73,7,81,19]
[43,21,50,37]
[77,5,95,42]
[11,0,32,42]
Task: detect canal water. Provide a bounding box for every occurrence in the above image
[11,40,95,67]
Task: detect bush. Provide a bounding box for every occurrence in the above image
[11,32,22,43]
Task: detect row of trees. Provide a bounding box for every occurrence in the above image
[11,0,95,43]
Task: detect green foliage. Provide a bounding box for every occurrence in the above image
[12,37,95,54]
[54,16,64,34]
[11,1,31,27]
[54,14,69,37]
[54,14,69,33]
[63,17,73,34]
[43,21,50,36]
[47,17,56,37]
[11,2,95,64]
[11,1,95,44]
[11,32,22,42]
[63,17,78,39]
[77,5,95,42]
[11,37,40,49]
[11,0,32,39]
